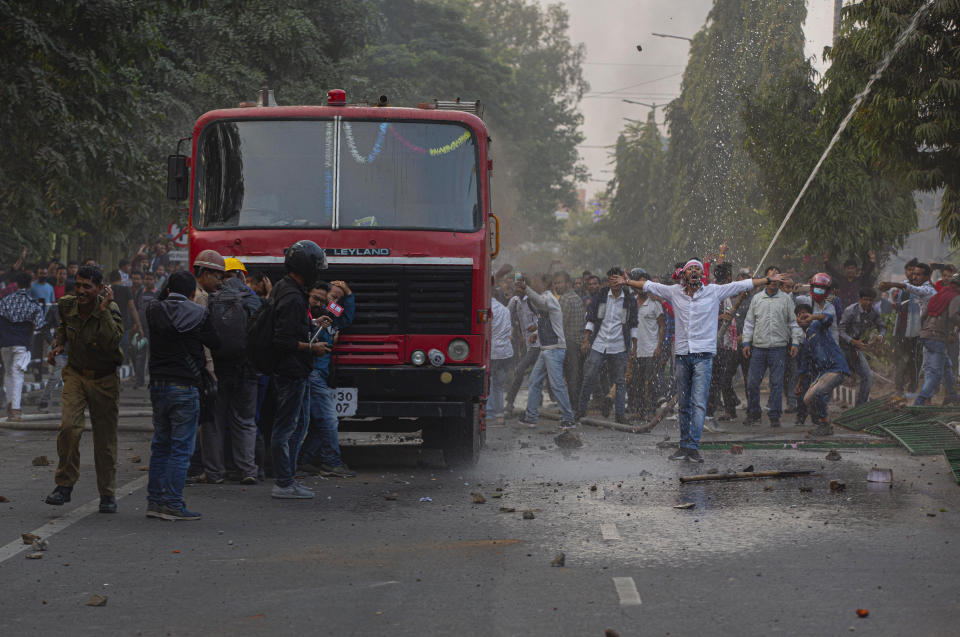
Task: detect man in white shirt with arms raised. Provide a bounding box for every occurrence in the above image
[618,261,776,462]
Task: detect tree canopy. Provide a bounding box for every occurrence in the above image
[823,0,959,246]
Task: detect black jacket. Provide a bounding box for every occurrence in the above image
[147,293,221,386]
[271,275,312,379]
[585,286,639,353]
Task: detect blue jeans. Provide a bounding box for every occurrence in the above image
[577,349,628,419]
[675,353,714,450]
[803,371,847,421]
[746,347,787,420]
[525,348,575,422]
[486,358,512,420]
[271,375,310,487]
[915,339,960,405]
[300,370,341,467]
[849,349,874,405]
[147,383,200,510]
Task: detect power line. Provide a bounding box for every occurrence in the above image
[584,62,684,67]
[583,94,680,100]
[586,72,685,96]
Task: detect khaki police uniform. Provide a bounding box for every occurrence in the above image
[53,295,124,496]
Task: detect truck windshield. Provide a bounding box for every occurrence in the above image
[195,119,480,231]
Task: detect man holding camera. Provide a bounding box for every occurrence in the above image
[300,280,356,478]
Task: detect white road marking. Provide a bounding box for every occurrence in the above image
[612,577,642,606]
[600,523,621,540]
[0,475,149,565]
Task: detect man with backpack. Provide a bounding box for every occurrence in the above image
[202,257,262,484]
[246,240,329,499]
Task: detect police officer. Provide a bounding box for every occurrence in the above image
[45,265,124,513]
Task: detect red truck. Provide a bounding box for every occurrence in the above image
[167,88,499,465]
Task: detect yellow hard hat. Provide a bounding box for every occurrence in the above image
[224,257,247,274]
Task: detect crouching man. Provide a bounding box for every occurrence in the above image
[794,304,849,437]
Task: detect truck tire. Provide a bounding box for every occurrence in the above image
[421,403,482,467]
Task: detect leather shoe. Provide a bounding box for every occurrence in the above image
[99,496,117,514]
[45,485,72,506]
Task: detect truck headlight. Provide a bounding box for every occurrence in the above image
[428,348,445,367]
[447,339,470,361]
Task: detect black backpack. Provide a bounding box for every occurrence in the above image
[209,287,250,364]
[246,293,279,374]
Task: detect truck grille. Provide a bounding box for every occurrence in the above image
[324,264,472,335]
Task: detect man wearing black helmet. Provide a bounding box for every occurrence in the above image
[269,240,330,499]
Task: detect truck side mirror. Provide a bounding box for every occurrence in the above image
[167,155,189,200]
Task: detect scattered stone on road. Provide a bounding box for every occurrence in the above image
[0,495,8,502]
[673,503,695,510]
[471,493,486,504]
[384,493,399,501]
[499,507,516,513]
[85,595,108,607]
[826,450,842,461]
[31,539,49,551]
[522,511,535,519]
[31,456,51,466]
[129,456,141,463]
[25,552,43,560]
[550,552,565,567]
[830,480,846,491]
[554,430,583,449]
[22,533,40,545]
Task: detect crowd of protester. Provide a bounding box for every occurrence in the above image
[5,237,960,516]
[0,240,357,520]
[487,248,960,460]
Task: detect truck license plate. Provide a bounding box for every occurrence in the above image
[335,387,358,417]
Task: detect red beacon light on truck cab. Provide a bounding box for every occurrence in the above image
[328,89,346,106]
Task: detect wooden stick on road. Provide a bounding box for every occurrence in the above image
[680,469,816,483]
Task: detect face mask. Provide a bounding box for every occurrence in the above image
[812,287,826,296]
[684,271,703,290]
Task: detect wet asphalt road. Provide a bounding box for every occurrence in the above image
[1,398,959,637]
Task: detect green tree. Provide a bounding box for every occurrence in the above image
[742,0,928,260]
[603,111,667,265]
[0,0,167,256]
[824,0,959,244]
[0,0,378,261]
[660,0,809,264]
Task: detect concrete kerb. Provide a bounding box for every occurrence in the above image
[0,410,154,432]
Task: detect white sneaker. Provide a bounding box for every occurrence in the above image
[271,483,313,499]
[703,419,723,433]
[292,482,315,498]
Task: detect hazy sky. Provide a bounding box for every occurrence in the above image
[540,0,838,199]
